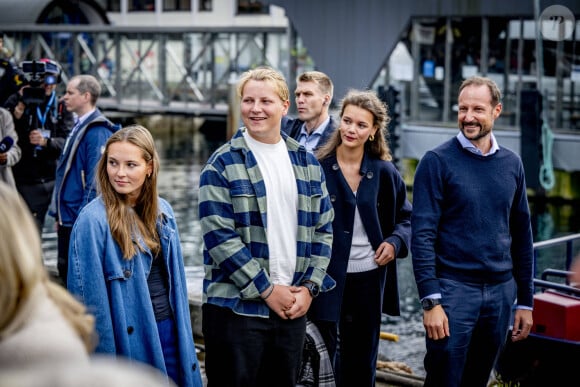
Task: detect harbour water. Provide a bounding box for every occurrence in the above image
[41,123,580,378]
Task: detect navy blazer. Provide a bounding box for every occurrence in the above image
[309,152,412,321]
[282,116,337,152]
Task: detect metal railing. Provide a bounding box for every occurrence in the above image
[2,25,287,116]
[533,233,580,272]
[532,233,580,295]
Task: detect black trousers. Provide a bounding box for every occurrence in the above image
[338,268,383,387]
[57,225,73,286]
[202,303,306,387]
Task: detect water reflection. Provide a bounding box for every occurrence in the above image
[41,124,580,378]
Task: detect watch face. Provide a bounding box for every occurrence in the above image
[304,282,319,297]
[311,284,319,297]
[422,298,440,310]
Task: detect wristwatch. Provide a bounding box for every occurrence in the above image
[421,298,441,311]
[301,281,320,298]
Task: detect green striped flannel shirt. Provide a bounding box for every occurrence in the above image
[199,128,335,318]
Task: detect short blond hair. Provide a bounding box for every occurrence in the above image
[237,66,290,103]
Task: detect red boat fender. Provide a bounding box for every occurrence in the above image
[532,290,580,341]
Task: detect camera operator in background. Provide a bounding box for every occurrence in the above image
[0,32,25,106]
[3,59,74,234]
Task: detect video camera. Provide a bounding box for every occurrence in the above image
[20,60,48,106]
[19,59,62,156]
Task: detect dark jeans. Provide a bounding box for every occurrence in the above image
[338,268,382,387]
[16,180,55,235]
[202,303,306,387]
[157,317,181,386]
[57,225,73,286]
[423,277,517,387]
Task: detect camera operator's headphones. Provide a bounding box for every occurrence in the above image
[39,58,62,84]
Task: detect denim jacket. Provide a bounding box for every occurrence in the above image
[67,196,203,387]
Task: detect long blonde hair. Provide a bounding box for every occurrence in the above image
[0,182,95,351]
[96,125,160,259]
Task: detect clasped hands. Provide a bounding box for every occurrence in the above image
[261,284,313,320]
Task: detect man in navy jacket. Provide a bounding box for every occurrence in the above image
[283,71,336,153]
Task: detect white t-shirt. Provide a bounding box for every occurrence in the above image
[347,199,378,273]
[243,131,298,285]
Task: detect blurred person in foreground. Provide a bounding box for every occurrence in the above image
[199,66,335,387]
[310,89,412,386]
[412,76,534,387]
[0,181,173,387]
[3,59,73,234]
[67,125,203,387]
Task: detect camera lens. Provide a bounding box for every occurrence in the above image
[44,74,57,85]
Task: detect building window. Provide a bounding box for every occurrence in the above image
[106,0,121,12]
[129,0,155,11]
[37,2,91,24]
[199,0,212,12]
[237,0,268,15]
[164,0,191,11]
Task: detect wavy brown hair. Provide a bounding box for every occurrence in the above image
[96,125,160,259]
[317,89,392,161]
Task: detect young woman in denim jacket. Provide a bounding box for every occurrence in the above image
[67,125,202,387]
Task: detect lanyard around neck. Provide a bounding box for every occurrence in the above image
[36,91,56,129]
